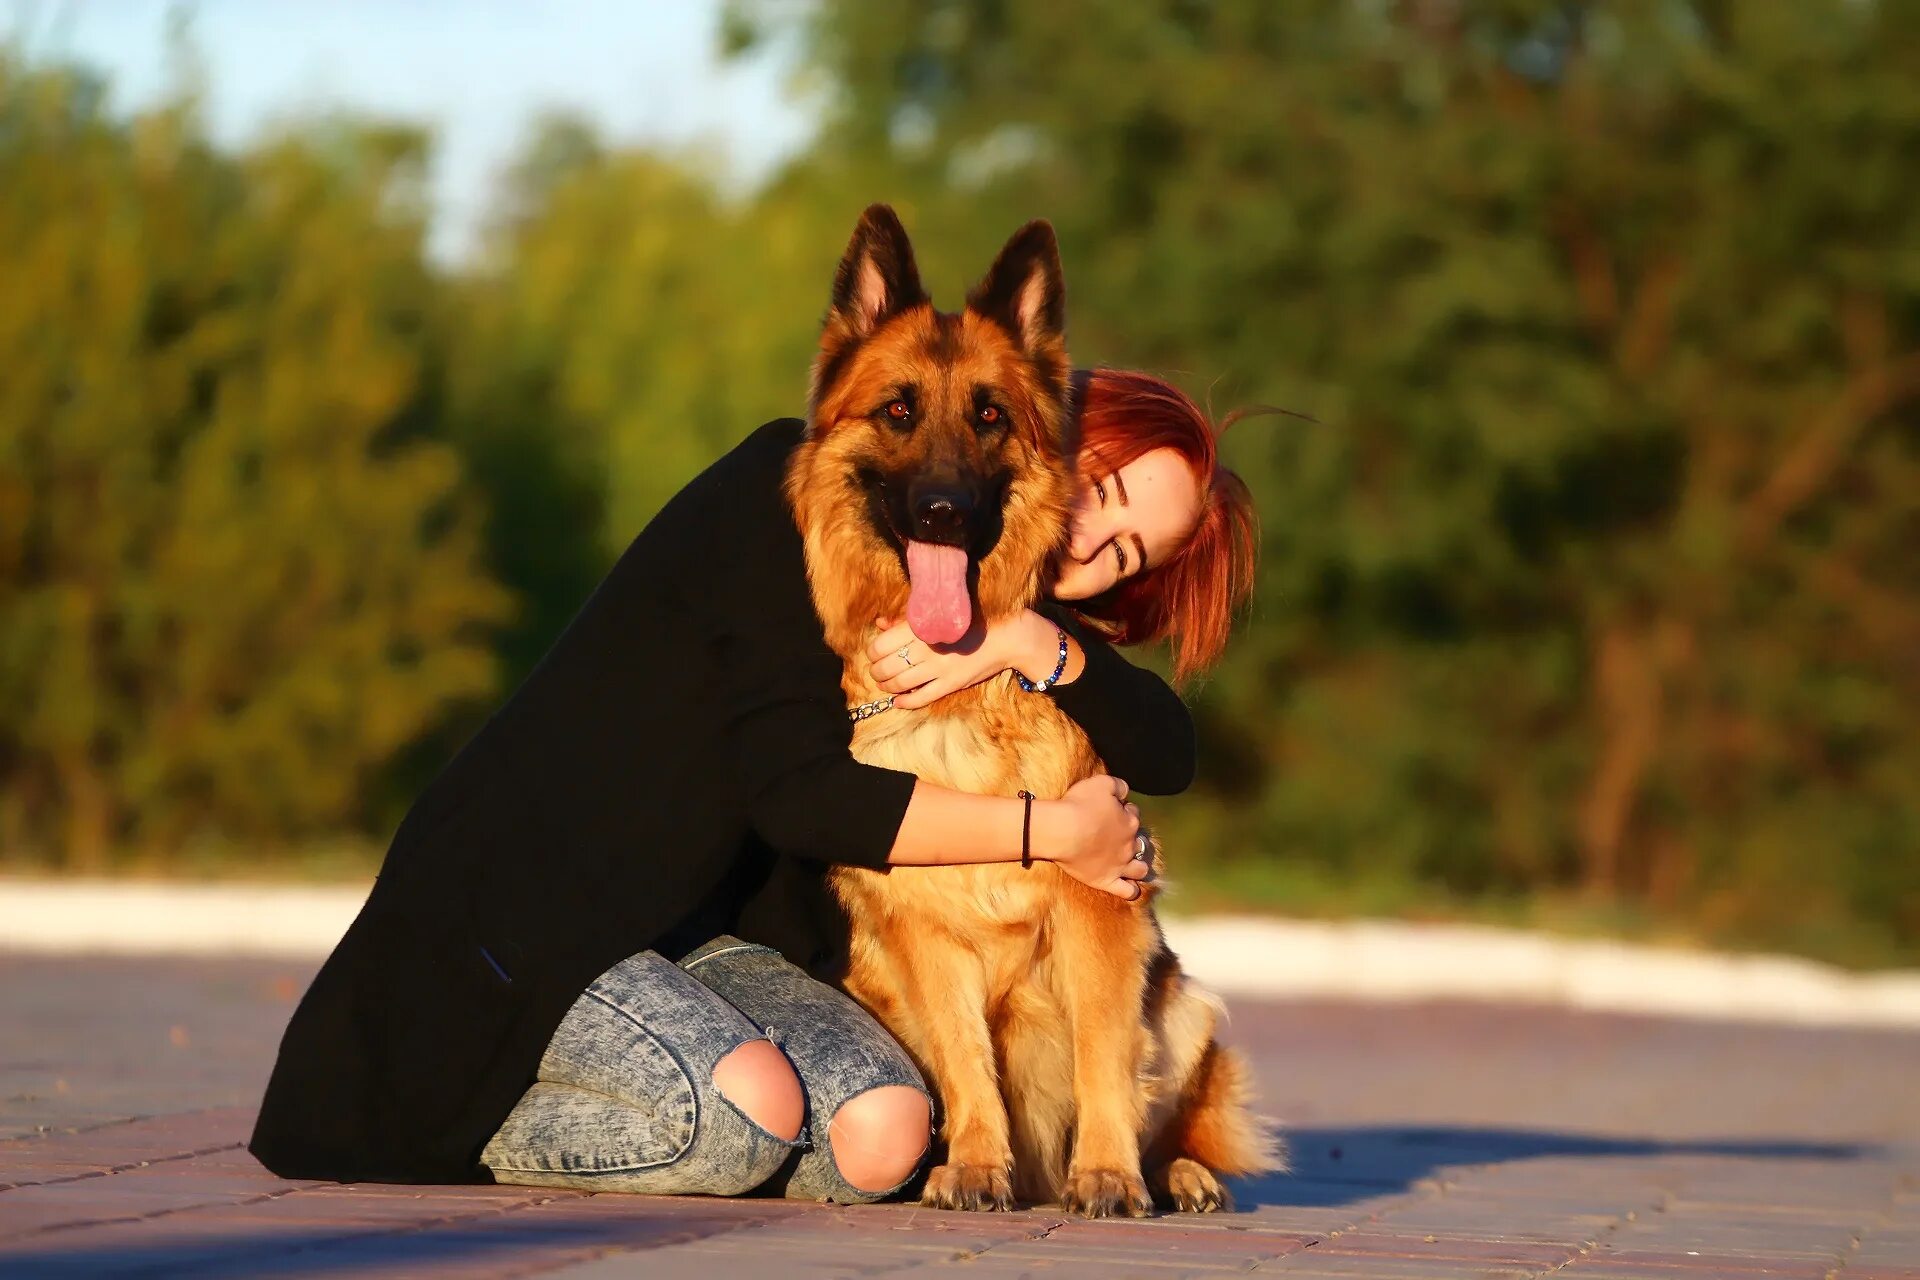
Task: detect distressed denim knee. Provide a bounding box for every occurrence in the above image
[679,937,934,1203]
[483,951,804,1196]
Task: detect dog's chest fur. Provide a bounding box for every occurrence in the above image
[832,674,1098,934]
[829,671,1128,1201]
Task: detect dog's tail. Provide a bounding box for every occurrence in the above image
[1168,1041,1287,1177]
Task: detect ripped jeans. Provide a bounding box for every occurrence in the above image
[481,936,932,1202]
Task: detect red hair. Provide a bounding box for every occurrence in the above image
[1067,368,1260,686]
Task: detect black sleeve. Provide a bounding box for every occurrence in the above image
[710,460,918,869]
[1037,605,1197,795]
[715,627,917,868]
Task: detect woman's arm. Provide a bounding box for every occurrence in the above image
[866,607,1197,795]
[1038,605,1197,795]
[717,585,1149,898]
[889,775,1148,899]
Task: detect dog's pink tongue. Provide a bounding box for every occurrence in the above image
[905,541,972,645]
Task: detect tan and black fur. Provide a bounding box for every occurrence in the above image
[785,205,1281,1216]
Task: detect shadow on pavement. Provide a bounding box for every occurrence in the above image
[1234,1123,1875,1210]
[0,1223,639,1278]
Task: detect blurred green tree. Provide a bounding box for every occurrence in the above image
[0,57,509,867]
[3,2,1915,964]
[723,0,1920,958]
[454,119,841,555]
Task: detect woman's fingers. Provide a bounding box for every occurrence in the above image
[871,649,922,684]
[869,645,919,679]
[866,619,915,663]
[891,677,950,710]
[876,663,937,695]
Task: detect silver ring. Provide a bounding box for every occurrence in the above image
[897,644,914,666]
[1131,832,1152,863]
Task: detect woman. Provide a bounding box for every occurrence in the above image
[249,368,1257,1207]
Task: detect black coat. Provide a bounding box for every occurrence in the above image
[248,419,1194,1184]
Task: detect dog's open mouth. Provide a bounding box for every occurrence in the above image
[860,466,1002,647]
[904,541,972,645]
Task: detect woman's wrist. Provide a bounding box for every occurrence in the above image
[1010,610,1063,685]
[1014,609,1086,690]
[1027,798,1074,863]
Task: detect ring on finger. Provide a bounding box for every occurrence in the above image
[1130,831,1152,863]
[896,643,914,666]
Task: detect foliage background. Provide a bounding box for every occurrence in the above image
[2,0,1915,966]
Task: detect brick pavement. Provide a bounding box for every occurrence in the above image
[1,953,1916,1278]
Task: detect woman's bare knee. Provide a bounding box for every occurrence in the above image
[829,1085,932,1193]
[711,1039,804,1142]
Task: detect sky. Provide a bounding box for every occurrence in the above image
[4,0,816,261]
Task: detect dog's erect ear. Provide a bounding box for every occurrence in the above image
[827,204,927,341]
[966,220,1065,356]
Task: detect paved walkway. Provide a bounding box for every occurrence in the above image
[0,953,1916,1278]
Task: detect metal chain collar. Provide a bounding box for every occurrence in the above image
[848,695,895,722]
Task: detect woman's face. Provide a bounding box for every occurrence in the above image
[1052,447,1203,602]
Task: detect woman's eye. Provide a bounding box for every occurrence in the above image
[886,401,911,421]
[1093,478,1107,504]
[1112,540,1128,576]
[977,404,1002,426]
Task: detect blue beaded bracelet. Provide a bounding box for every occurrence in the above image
[1015,625,1070,693]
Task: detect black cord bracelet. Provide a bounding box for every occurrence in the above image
[1016,789,1034,869]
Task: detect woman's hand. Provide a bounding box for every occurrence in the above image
[867,610,1065,710]
[1039,775,1151,901]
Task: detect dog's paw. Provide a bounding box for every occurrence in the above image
[1062,1167,1153,1218]
[1159,1157,1232,1213]
[921,1162,1014,1212]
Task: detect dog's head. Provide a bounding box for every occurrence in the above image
[788,204,1076,652]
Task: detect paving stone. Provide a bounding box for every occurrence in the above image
[1855,1230,1920,1261]
[553,1256,896,1280]
[1576,1249,1841,1274]
[1,1198,808,1278]
[219,1188,562,1230]
[1307,1229,1582,1265]
[886,1264,1127,1280]
[1556,1269,1837,1280]
[0,1210,345,1274]
[1255,1249,1528,1276]
[1364,1209,1611,1242]
[0,1178,280,1238]
[1029,1219,1315,1266]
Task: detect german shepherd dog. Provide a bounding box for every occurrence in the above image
[784,205,1280,1215]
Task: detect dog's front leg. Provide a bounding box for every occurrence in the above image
[902,949,1016,1211]
[1055,893,1155,1217]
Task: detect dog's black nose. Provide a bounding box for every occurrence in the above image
[912,491,972,545]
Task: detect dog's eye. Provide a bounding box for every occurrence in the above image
[885,400,912,421]
[977,404,1002,427]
